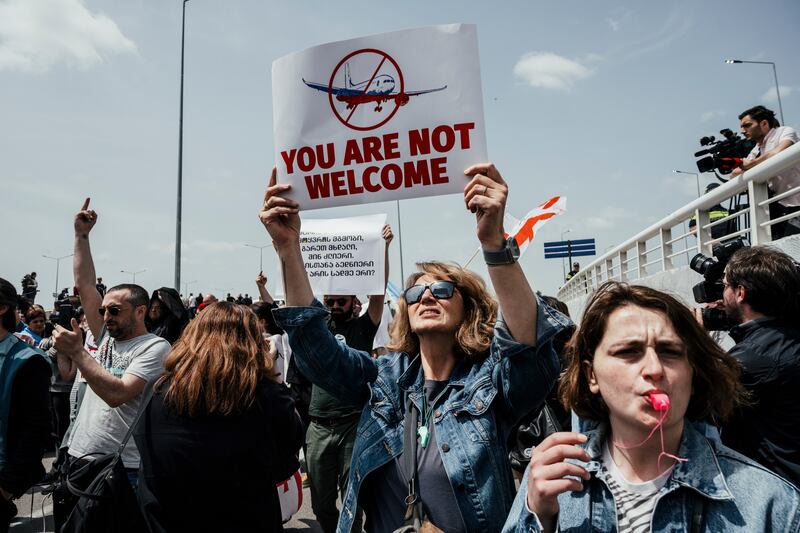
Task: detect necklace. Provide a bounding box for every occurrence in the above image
[417,384,450,448]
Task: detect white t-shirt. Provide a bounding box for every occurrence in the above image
[746,126,800,207]
[67,331,170,468]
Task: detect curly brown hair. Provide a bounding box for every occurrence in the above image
[387,262,497,360]
[157,301,277,417]
[559,282,747,424]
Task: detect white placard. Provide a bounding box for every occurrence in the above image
[272,24,487,210]
[274,214,387,297]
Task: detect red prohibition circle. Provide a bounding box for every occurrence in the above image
[327,48,405,132]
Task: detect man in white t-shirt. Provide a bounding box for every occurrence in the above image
[731,105,800,238]
[52,198,170,526]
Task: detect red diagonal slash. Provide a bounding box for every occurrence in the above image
[344,55,387,124]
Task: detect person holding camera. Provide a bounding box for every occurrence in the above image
[716,245,800,488]
[730,105,800,239]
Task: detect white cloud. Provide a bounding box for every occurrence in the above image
[0,0,136,73]
[513,52,593,91]
[607,17,620,32]
[761,85,795,104]
[584,206,636,231]
[701,110,725,123]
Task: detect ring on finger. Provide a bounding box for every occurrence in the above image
[483,185,489,196]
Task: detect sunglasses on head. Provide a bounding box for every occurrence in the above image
[403,280,457,305]
[98,305,123,317]
[325,297,350,307]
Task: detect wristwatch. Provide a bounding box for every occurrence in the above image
[483,236,520,266]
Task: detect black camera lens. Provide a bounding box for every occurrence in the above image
[690,253,716,276]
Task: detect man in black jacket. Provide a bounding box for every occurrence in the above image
[720,246,800,487]
[0,278,51,532]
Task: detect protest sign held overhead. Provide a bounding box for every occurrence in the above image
[274,214,387,297]
[272,24,487,210]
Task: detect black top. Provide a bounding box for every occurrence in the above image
[722,317,800,487]
[134,379,304,533]
[0,356,51,496]
[308,312,379,418]
[362,380,466,533]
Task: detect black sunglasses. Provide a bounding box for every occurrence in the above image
[403,281,457,305]
[98,305,123,317]
[325,297,350,307]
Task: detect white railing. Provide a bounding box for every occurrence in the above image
[557,142,800,303]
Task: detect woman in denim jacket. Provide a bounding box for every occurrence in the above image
[503,282,800,533]
[260,164,569,532]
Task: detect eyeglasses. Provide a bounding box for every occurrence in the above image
[403,281,457,305]
[325,297,350,307]
[98,305,123,316]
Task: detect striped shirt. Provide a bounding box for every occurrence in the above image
[598,443,673,533]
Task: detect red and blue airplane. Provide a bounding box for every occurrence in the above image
[303,62,447,112]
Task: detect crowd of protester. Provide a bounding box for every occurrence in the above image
[2,147,800,532]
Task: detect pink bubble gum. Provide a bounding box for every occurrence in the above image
[649,392,670,411]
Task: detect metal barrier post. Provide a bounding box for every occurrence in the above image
[748,180,772,244]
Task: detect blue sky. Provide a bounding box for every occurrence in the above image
[3,0,799,301]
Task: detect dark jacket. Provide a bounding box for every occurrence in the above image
[0,336,51,496]
[722,316,800,487]
[134,379,304,533]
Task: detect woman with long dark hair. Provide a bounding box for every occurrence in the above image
[135,301,304,532]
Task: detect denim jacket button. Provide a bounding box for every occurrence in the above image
[442,443,450,452]
[434,410,442,418]
[475,401,483,409]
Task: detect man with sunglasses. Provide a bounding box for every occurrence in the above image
[302,223,393,533]
[50,199,170,528]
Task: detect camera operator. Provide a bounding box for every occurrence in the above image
[731,105,800,238]
[715,245,800,487]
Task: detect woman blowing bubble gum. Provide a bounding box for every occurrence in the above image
[503,282,800,533]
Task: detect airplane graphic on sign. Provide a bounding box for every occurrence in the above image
[302,48,447,131]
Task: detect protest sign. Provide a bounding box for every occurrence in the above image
[272,24,487,210]
[274,214,387,297]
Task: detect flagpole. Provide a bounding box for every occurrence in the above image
[463,245,482,268]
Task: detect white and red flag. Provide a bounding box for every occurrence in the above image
[504,196,567,256]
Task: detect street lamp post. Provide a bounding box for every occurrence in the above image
[244,243,271,272]
[175,0,190,292]
[121,269,146,284]
[560,229,572,281]
[673,169,701,197]
[725,59,784,125]
[42,253,74,298]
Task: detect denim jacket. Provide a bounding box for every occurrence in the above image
[274,298,570,532]
[502,421,800,532]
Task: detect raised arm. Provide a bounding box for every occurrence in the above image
[259,168,313,307]
[255,271,275,304]
[73,198,103,339]
[366,224,393,326]
[464,164,537,346]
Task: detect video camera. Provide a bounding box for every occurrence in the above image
[694,129,755,174]
[689,237,749,330]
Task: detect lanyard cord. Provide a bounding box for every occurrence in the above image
[418,384,450,448]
